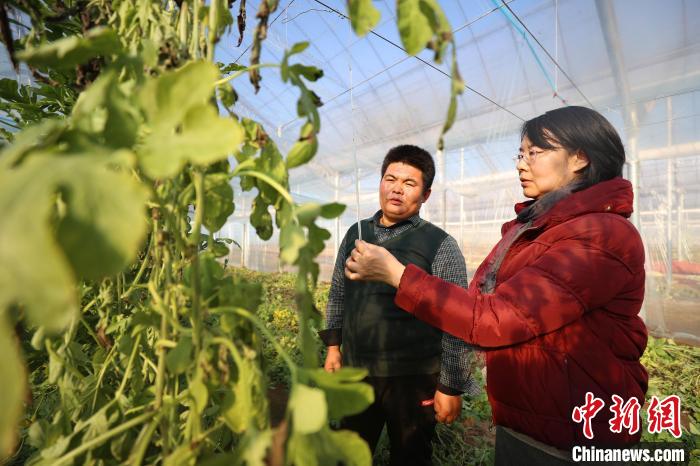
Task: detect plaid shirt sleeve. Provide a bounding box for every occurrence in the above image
[318,234,347,346]
[432,235,481,397]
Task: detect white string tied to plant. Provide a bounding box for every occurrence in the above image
[349,50,362,240]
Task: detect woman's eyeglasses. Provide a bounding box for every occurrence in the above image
[512,147,562,165]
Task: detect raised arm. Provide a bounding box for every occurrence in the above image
[395,228,640,348]
[346,219,642,348]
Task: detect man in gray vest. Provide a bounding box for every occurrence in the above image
[319,145,478,465]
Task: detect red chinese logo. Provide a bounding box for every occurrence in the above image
[647,395,682,438]
[609,394,641,435]
[572,392,605,439]
[572,393,683,439]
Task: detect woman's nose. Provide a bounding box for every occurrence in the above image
[516,157,529,172]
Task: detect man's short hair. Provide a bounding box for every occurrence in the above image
[380,145,435,194]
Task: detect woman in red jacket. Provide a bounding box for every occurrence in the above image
[345,106,648,464]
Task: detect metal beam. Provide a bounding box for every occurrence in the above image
[595,0,640,231]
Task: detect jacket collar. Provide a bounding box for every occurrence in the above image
[505,177,634,232]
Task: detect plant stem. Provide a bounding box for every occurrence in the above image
[120,239,152,300]
[191,0,201,58]
[115,333,142,400]
[91,343,118,412]
[214,63,279,86]
[151,208,169,442]
[234,169,294,204]
[128,412,162,466]
[210,307,297,378]
[52,411,155,466]
[190,170,205,353]
[188,169,206,440]
[154,301,168,409]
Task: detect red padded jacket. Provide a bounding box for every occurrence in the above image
[395,177,648,449]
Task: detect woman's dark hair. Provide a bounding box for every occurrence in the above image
[521,106,625,188]
[381,144,435,194]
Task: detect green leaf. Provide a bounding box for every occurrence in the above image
[164,443,197,466]
[138,61,244,178]
[0,153,148,331]
[218,84,238,109]
[295,87,322,130]
[281,42,310,82]
[0,119,66,170]
[17,27,122,69]
[39,434,72,460]
[255,143,288,204]
[306,223,331,258]
[295,203,321,226]
[320,202,346,219]
[199,454,238,466]
[438,45,464,151]
[140,61,217,130]
[347,0,381,36]
[71,71,140,149]
[279,223,307,265]
[289,384,327,434]
[304,368,373,419]
[250,196,273,240]
[202,174,235,232]
[219,63,246,74]
[288,64,323,82]
[289,42,310,55]
[286,137,317,169]
[397,0,433,55]
[421,0,452,36]
[0,78,22,100]
[0,318,25,458]
[321,428,372,465]
[139,103,244,178]
[209,239,230,258]
[287,426,372,466]
[185,253,225,301]
[166,337,192,375]
[189,373,209,413]
[275,202,294,229]
[27,421,46,450]
[218,274,263,312]
[232,428,272,466]
[54,155,149,280]
[209,0,234,41]
[47,344,64,384]
[222,356,266,433]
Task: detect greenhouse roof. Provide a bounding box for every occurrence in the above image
[208,0,700,201]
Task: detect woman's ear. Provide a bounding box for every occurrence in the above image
[571,150,590,172]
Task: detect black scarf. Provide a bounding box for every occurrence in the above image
[480,181,585,293]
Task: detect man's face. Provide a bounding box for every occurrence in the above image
[379,162,431,225]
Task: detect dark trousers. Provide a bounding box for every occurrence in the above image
[495,426,573,466]
[342,373,438,466]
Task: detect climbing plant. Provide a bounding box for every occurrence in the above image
[0,1,462,464]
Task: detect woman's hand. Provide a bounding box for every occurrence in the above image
[344,240,406,288]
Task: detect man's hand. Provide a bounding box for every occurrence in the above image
[434,390,462,424]
[324,345,342,373]
[345,240,406,288]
